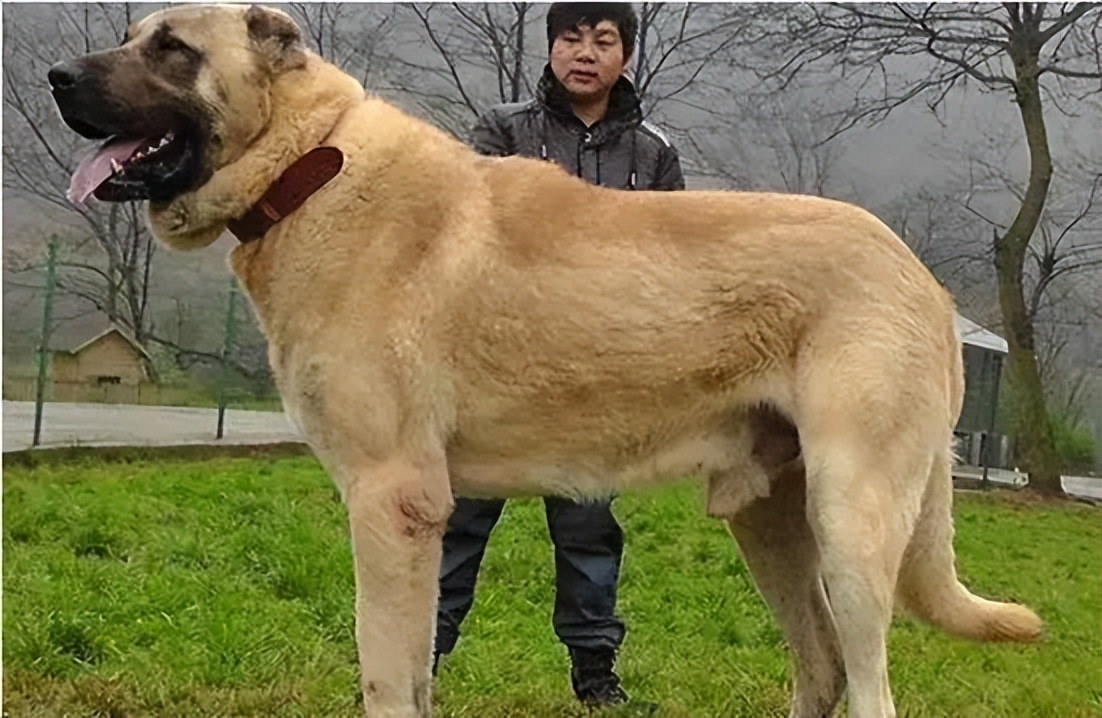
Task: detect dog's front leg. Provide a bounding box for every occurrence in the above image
[147,158,279,250]
[344,456,453,718]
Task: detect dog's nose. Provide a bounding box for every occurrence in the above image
[47,61,82,90]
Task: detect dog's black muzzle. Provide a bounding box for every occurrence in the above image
[48,58,120,140]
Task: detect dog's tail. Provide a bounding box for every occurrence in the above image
[894,448,1043,643]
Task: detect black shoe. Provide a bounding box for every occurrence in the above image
[569,646,629,708]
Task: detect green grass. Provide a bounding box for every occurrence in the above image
[3,453,1100,717]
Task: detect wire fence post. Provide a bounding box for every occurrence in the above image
[32,235,60,447]
[216,278,239,439]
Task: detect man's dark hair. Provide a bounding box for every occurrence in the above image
[546,3,638,60]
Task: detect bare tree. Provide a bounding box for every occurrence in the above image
[748,2,1102,494]
[766,102,848,197]
[374,3,542,136]
[631,3,757,113]
[287,2,395,85]
[1029,168,1102,431]
[882,185,994,296]
[1037,320,1098,430]
[953,129,1102,427]
[1026,178,1101,325]
[684,92,852,195]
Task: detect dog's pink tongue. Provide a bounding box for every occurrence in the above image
[67,137,146,205]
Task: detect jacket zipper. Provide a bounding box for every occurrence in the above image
[578,131,592,179]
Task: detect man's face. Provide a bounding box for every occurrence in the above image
[549,19,628,103]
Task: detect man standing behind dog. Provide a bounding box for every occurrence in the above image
[434,2,684,709]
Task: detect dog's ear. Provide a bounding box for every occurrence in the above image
[245,5,306,72]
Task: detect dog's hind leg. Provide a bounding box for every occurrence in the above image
[340,455,453,718]
[797,430,932,718]
[725,459,846,718]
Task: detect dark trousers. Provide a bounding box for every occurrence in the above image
[435,495,626,655]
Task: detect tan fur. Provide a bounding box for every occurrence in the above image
[75,6,1043,718]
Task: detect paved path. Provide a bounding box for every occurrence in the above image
[3,401,304,452]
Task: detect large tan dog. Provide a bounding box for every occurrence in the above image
[48,5,1042,718]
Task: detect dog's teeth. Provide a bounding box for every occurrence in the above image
[110,159,123,174]
[158,136,170,148]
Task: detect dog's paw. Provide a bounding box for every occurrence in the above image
[146,199,224,250]
[149,199,188,231]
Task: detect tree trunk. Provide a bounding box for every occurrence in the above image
[997,41,1063,495]
[511,3,526,103]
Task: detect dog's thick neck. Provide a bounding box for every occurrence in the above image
[146,53,365,251]
[246,54,365,181]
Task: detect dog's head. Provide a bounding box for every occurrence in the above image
[49,3,306,205]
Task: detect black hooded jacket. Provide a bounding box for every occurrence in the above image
[468,65,684,191]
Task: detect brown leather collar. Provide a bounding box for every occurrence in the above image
[226,146,344,243]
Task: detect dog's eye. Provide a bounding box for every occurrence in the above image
[158,34,193,55]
